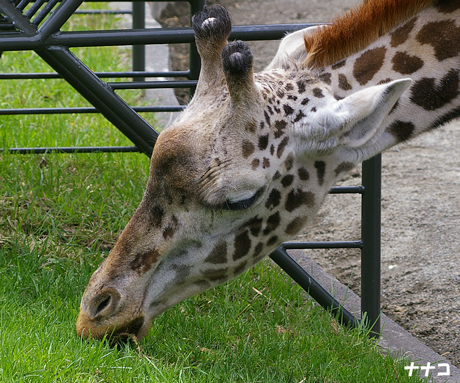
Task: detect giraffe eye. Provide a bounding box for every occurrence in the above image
[224,187,265,211]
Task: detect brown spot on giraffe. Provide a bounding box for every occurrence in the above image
[233,230,251,261]
[243,216,264,237]
[242,140,255,158]
[296,80,306,93]
[267,236,278,247]
[353,46,387,85]
[338,74,353,90]
[264,212,281,235]
[319,72,332,85]
[298,167,310,181]
[294,110,306,122]
[332,59,347,69]
[436,1,460,14]
[277,137,289,158]
[281,174,294,187]
[233,261,248,276]
[204,241,228,264]
[285,189,315,212]
[334,162,354,176]
[284,153,294,170]
[283,104,294,116]
[265,188,281,209]
[246,121,257,133]
[258,134,269,150]
[264,110,271,126]
[430,106,460,130]
[203,267,230,282]
[314,161,326,186]
[253,242,264,258]
[285,216,308,235]
[130,248,161,274]
[392,51,424,74]
[251,158,260,170]
[313,88,325,98]
[388,120,416,142]
[390,17,417,47]
[410,69,459,110]
[377,78,393,85]
[274,120,287,138]
[285,82,294,91]
[416,20,460,61]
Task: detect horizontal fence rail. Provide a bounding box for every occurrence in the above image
[0,0,382,335]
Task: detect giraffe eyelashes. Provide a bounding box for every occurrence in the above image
[223,186,266,211]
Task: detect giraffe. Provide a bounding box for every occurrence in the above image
[76,0,460,341]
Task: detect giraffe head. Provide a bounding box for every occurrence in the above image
[76,5,410,341]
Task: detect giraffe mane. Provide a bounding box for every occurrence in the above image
[304,0,437,68]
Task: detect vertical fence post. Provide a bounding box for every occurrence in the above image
[132,1,145,82]
[361,154,382,336]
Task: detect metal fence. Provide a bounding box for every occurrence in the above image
[0,0,382,334]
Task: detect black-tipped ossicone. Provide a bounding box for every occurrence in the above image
[192,4,232,41]
[222,41,254,77]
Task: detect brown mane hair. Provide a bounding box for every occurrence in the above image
[304,0,436,68]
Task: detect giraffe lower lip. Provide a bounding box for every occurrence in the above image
[108,316,145,343]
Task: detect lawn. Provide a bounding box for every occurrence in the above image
[0,3,428,382]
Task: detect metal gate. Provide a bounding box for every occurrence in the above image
[0,0,382,335]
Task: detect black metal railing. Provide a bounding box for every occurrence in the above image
[0,0,382,335]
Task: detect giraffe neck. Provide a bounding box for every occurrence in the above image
[304,0,437,69]
[313,0,460,157]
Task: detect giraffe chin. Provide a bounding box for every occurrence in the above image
[76,314,150,344]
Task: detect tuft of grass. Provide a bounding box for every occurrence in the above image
[0,3,428,382]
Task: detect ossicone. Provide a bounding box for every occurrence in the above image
[192,5,232,43]
[222,41,260,105]
[222,41,253,78]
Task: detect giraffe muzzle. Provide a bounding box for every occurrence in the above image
[76,286,146,341]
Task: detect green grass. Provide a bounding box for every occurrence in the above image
[0,3,428,383]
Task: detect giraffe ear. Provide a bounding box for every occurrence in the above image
[266,26,321,70]
[294,79,411,155]
[334,79,412,148]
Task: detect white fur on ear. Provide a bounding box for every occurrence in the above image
[292,79,411,156]
[266,26,322,70]
[337,79,412,148]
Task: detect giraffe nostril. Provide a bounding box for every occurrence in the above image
[95,296,111,316]
[89,288,121,320]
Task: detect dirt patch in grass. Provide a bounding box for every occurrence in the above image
[156,0,460,368]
